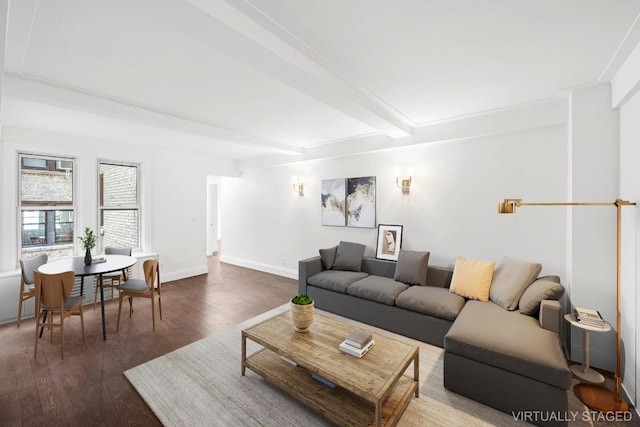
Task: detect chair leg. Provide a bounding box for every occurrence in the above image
[17,297,23,327]
[117,294,124,331]
[158,294,163,321]
[34,315,39,358]
[60,315,65,360]
[151,296,156,331]
[129,297,133,318]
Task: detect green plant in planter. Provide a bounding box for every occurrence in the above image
[78,227,97,251]
[79,227,97,265]
[291,294,313,305]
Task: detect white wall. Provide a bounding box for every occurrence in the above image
[615,39,640,408]
[221,122,569,283]
[567,85,620,371]
[0,127,239,324]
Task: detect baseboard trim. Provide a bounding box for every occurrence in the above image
[219,255,297,280]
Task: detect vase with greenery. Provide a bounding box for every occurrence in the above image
[78,227,97,265]
[290,294,314,333]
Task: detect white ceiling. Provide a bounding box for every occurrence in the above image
[2,0,640,165]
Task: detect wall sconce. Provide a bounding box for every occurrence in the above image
[291,176,304,197]
[395,167,414,194]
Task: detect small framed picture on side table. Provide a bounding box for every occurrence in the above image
[376,224,403,261]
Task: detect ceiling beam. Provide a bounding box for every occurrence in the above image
[3,0,37,75]
[4,73,304,155]
[184,0,412,138]
[599,13,640,83]
[237,98,568,171]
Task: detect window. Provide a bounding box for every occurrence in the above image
[19,154,75,258]
[98,162,140,253]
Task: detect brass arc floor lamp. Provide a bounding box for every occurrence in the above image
[498,198,636,412]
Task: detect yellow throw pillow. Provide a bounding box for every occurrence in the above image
[449,256,496,302]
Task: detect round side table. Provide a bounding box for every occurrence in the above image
[564,313,610,384]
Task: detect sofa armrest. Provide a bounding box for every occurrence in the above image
[539,299,562,334]
[298,256,323,295]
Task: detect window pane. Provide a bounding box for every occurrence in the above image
[55,210,74,243]
[20,154,75,260]
[99,210,139,252]
[22,158,47,169]
[21,156,73,205]
[21,211,45,246]
[99,164,137,206]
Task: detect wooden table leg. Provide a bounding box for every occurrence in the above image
[375,401,382,427]
[414,349,420,398]
[241,331,246,375]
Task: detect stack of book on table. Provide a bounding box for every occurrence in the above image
[339,330,375,358]
[574,306,606,328]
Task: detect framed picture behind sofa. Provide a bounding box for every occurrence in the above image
[376,224,403,261]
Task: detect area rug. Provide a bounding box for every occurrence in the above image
[125,305,597,426]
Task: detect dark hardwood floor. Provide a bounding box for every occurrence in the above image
[0,255,297,426]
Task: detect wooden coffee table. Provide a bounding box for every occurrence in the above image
[241,312,419,427]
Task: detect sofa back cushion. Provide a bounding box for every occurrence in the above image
[394,250,430,286]
[519,276,564,316]
[426,266,454,288]
[449,256,496,302]
[319,246,337,270]
[332,241,366,272]
[489,257,542,311]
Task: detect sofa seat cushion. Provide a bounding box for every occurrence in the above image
[308,270,369,293]
[444,300,571,390]
[346,276,409,305]
[395,286,465,321]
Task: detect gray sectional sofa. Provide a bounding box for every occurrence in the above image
[298,241,572,426]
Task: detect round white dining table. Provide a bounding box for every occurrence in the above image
[38,255,137,340]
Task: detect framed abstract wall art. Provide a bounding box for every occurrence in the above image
[320,178,346,226]
[346,176,376,228]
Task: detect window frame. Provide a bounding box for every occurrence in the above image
[97,160,141,253]
[18,153,77,259]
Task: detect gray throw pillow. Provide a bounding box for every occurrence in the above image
[489,257,542,311]
[319,246,337,270]
[519,277,565,316]
[394,250,430,286]
[332,241,366,272]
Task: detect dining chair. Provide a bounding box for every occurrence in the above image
[94,246,132,310]
[33,270,85,359]
[17,254,48,327]
[116,259,162,331]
